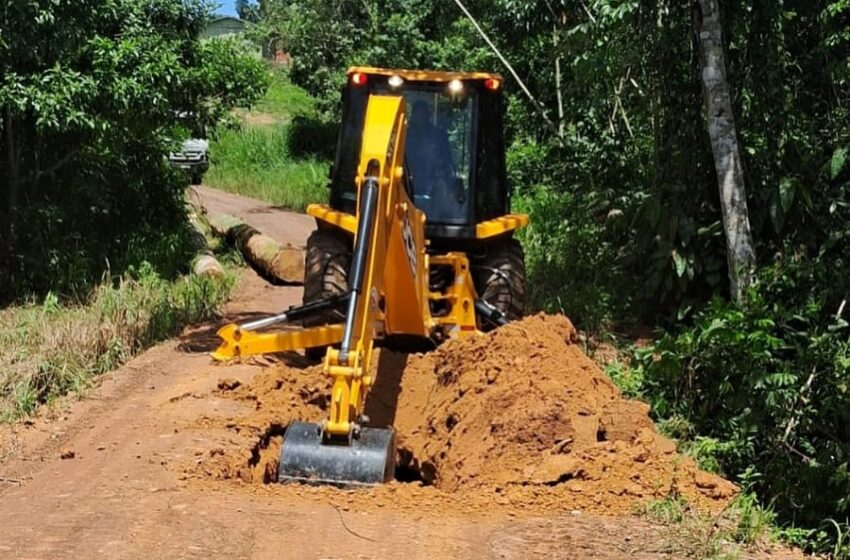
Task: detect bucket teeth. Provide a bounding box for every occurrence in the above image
[277,421,395,486]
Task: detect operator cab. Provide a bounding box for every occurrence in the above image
[329,67,510,240]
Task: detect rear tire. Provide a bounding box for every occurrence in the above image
[302,228,351,358]
[474,237,526,330]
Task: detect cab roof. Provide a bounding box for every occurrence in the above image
[348,66,503,83]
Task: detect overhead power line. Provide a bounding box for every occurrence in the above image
[451,0,562,140]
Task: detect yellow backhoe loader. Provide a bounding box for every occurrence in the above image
[213,67,528,486]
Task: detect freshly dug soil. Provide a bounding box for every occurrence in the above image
[191,314,735,515]
[390,314,735,513]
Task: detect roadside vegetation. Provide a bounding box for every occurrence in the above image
[250,74,317,118]
[0,3,267,419]
[640,494,777,560]
[0,265,235,421]
[204,71,330,211]
[240,0,850,555]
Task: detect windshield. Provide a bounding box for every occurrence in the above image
[401,90,474,224]
[331,85,476,225]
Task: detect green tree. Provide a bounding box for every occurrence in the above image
[236,0,260,22]
[0,0,269,302]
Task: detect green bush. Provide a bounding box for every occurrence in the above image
[286,115,339,159]
[515,187,627,332]
[253,70,318,118]
[630,259,850,550]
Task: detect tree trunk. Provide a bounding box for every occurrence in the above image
[186,205,225,278]
[553,21,565,138]
[209,213,305,284]
[4,108,20,262]
[694,0,756,305]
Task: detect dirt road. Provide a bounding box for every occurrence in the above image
[0,188,799,559]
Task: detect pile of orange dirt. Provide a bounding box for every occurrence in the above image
[193,313,736,515]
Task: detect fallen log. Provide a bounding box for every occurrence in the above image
[209,213,304,284]
[187,202,225,278]
[192,253,226,277]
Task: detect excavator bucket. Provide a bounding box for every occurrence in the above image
[277,422,396,486]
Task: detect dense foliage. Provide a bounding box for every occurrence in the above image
[246,0,850,551]
[635,262,850,531]
[0,0,268,302]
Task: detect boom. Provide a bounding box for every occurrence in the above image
[214,94,429,443]
[322,94,425,438]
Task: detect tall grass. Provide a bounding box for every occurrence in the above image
[252,76,317,118]
[205,71,331,211]
[205,125,329,211]
[0,263,234,420]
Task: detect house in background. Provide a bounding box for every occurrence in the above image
[201,16,248,40]
[201,16,288,62]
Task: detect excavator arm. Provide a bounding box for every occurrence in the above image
[320,94,418,438]
[213,94,421,485]
[282,95,415,484]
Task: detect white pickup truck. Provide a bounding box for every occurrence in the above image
[168,138,209,184]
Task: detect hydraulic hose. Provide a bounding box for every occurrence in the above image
[339,166,380,365]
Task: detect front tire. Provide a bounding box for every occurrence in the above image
[302,228,351,358]
[473,237,526,330]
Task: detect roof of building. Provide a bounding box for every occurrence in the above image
[209,16,246,25]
